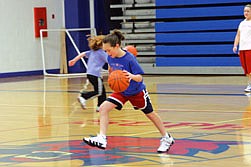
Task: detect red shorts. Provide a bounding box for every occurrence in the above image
[106,89,153,114]
[239,50,251,75]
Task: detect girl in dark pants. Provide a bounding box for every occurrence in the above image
[69,35,108,111]
[82,74,107,108]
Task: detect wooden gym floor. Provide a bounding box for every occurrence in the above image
[0,74,251,167]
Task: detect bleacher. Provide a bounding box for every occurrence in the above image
[110,0,250,74]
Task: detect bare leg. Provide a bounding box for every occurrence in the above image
[98,101,117,136]
[146,111,166,136]
[248,74,251,84]
[83,101,116,149]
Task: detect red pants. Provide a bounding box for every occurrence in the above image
[239,50,251,75]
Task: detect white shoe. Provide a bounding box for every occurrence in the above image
[245,85,251,92]
[83,134,107,149]
[77,96,86,109]
[157,133,174,153]
[245,93,251,97]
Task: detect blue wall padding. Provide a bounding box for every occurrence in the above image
[156,57,241,66]
[156,45,234,55]
[156,0,251,6]
[155,32,236,43]
[156,6,243,19]
[64,0,109,73]
[155,19,241,33]
[154,0,245,68]
[64,0,89,73]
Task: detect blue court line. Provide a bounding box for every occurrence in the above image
[0,89,246,97]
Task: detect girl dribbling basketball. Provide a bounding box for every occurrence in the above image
[83,29,175,153]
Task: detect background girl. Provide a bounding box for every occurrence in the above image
[233,4,251,92]
[68,35,108,111]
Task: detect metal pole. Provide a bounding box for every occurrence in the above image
[89,0,95,36]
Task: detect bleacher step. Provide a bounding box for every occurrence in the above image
[137,57,156,63]
[137,51,155,56]
[110,0,156,62]
[120,28,155,33]
[121,22,154,29]
[110,3,155,8]
[111,15,155,20]
[124,33,155,40]
[123,39,155,44]
[123,0,154,4]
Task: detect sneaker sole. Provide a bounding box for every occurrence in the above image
[83,138,106,149]
[157,140,174,153]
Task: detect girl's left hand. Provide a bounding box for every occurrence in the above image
[233,46,238,53]
[122,70,132,81]
[122,70,143,82]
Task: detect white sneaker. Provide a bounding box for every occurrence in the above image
[245,83,251,92]
[157,133,174,153]
[245,93,251,97]
[77,96,86,109]
[83,134,107,149]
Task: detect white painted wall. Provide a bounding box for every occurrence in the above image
[0,0,64,74]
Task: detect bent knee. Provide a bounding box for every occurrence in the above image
[99,101,117,113]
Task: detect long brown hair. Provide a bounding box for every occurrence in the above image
[87,35,105,51]
[102,29,125,47]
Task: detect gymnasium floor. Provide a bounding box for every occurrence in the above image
[0,75,251,167]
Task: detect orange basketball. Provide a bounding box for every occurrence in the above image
[108,70,130,92]
[124,45,138,56]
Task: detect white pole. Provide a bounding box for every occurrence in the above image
[62,0,65,28]
[40,29,47,75]
[89,0,95,36]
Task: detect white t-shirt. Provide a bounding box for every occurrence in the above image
[238,19,251,50]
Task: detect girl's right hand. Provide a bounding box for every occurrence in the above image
[68,60,76,66]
